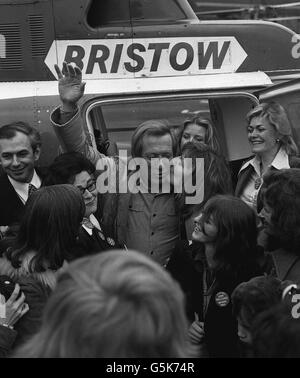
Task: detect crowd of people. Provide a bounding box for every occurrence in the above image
[0,62,300,358]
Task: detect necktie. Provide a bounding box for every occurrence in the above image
[28,183,38,197]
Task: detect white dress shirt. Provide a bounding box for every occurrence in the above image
[8,170,42,204]
[239,148,290,210]
[82,214,102,235]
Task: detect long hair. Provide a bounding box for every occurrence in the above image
[44,152,96,185]
[15,250,190,358]
[200,195,260,278]
[246,102,299,156]
[178,142,233,219]
[6,185,85,272]
[179,116,221,154]
[262,168,300,254]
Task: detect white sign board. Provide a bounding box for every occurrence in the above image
[45,37,247,80]
[0,34,6,59]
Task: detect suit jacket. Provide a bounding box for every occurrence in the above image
[0,167,48,227]
[269,248,300,283]
[74,223,121,260]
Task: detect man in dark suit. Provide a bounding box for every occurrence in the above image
[0,122,44,230]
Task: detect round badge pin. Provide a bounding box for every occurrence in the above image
[215,292,230,307]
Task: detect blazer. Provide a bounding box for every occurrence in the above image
[235,155,300,212]
[0,167,48,227]
[75,222,121,259]
[269,248,300,283]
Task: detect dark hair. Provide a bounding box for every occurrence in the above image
[252,303,300,358]
[232,276,282,328]
[6,185,85,272]
[262,168,300,254]
[179,142,232,219]
[45,152,95,185]
[15,250,190,358]
[179,116,221,154]
[131,120,177,158]
[0,122,41,152]
[200,195,260,278]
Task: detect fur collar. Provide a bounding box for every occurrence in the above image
[0,252,68,291]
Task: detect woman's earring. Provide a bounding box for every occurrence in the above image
[276,139,280,143]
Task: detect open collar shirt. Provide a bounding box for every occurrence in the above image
[8,170,41,205]
[239,148,290,210]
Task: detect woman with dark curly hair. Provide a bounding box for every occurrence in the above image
[168,195,265,358]
[260,168,300,282]
[45,152,122,257]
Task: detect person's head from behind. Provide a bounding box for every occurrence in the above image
[232,276,282,346]
[6,185,85,272]
[46,152,97,218]
[15,250,189,358]
[246,102,298,158]
[0,122,41,183]
[192,195,258,274]
[260,168,300,254]
[252,303,300,358]
[180,116,221,154]
[131,120,177,159]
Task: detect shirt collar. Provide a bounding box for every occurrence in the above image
[8,170,41,203]
[239,156,259,176]
[271,148,290,170]
[82,214,102,236]
[239,148,290,175]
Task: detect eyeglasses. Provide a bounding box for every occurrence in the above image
[77,181,96,196]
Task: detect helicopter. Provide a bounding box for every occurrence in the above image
[0,0,300,165]
[188,0,300,33]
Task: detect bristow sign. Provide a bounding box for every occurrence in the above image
[45,37,248,80]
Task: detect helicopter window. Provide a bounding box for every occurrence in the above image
[90,97,211,151]
[87,93,257,161]
[87,0,186,28]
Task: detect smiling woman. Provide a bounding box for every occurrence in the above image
[45,152,122,258]
[235,101,300,213]
[167,194,265,358]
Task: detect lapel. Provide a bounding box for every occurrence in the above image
[0,168,44,226]
[272,249,300,281]
[0,173,25,225]
[235,164,254,197]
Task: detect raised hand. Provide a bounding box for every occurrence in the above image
[54,62,86,111]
